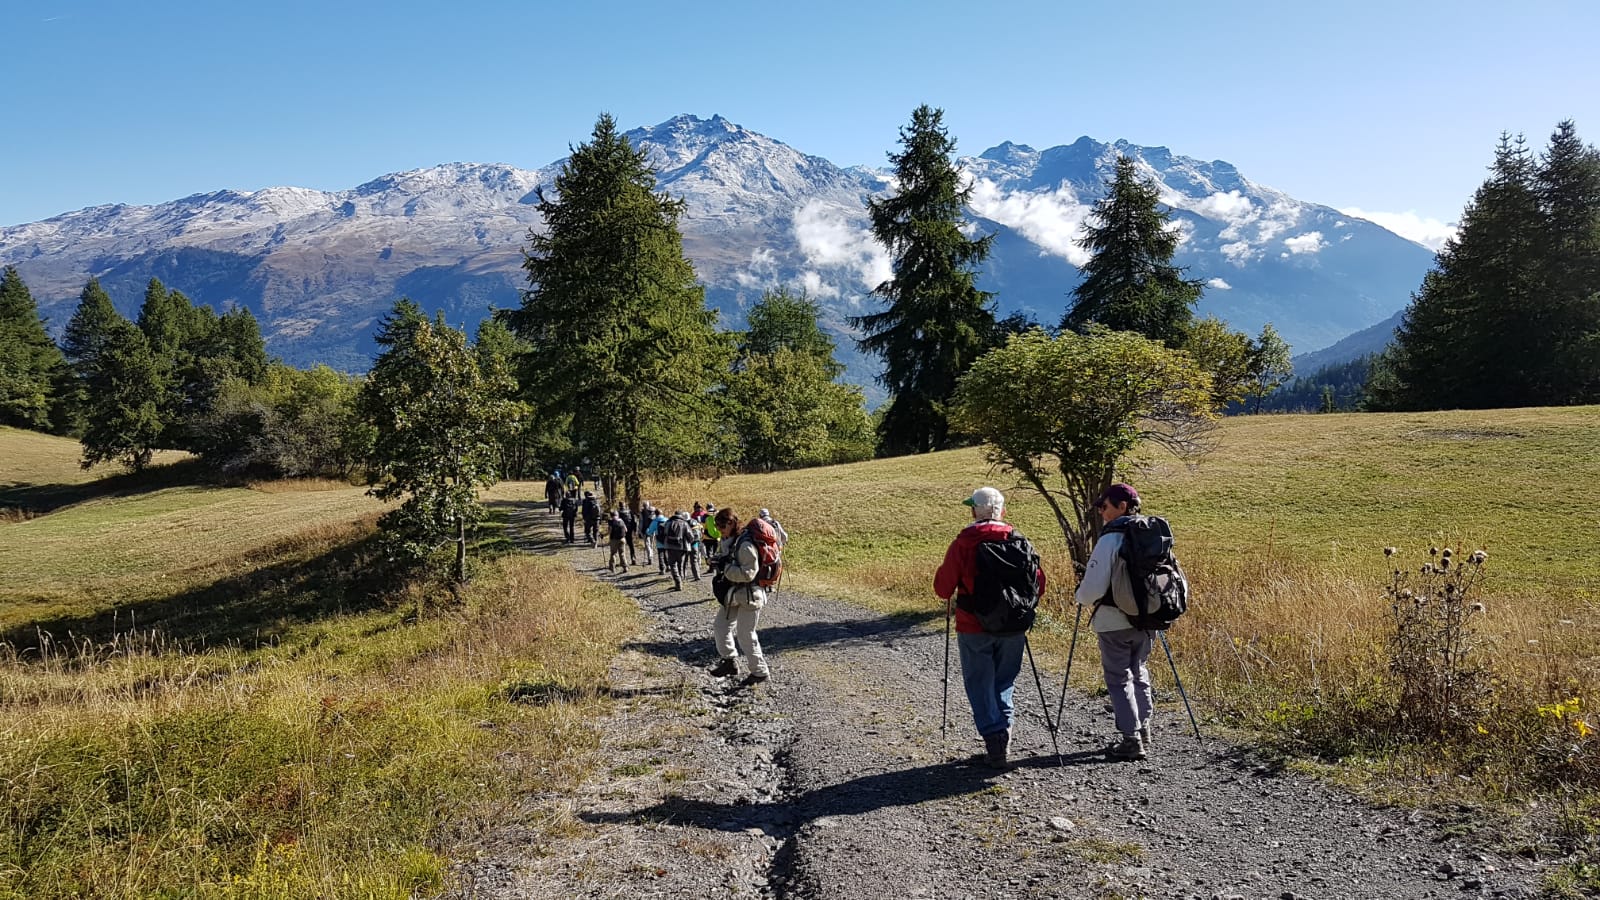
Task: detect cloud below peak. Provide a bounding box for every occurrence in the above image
[1338,207,1457,251]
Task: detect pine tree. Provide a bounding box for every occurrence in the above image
[1370,133,1552,410]
[506,113,725,512]
[851,105,996,457]
[78,319,167,471]
[1535,121,1600,402]
[0,266,65,430]
[742,287,839,369]
[59,279,127,432]
[1062,155,1201,346]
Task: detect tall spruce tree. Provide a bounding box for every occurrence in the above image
[851,105,995,456]
[0,266,65,430]
[1536,121,1600,401]
[59,279,126,432]
[505,113,724,511]
[1062,155,1201,346]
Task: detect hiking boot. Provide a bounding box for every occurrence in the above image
[741,672,769,686]
[1107,733,1147,761]
[708,658,738,678]
[983,730,1013,770]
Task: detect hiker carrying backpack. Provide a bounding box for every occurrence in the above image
[707,509,772,685]
[934,486,1049,770]
[1073,482,1188,762]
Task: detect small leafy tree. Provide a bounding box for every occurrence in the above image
[1245,323,1293,412]
[1180,316,1256,407]
[950,329,1215,568]
[721,288,874,469]
[359,300,514,584]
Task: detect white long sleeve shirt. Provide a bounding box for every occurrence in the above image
[1073,531,1134,632]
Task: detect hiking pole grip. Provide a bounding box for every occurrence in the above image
[1055,603,1082,730]
[1159,630,1202,741]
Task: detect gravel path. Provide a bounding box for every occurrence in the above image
[452,504,1540,900]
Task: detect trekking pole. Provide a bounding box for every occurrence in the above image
[1054,604,1083,731]
[1024,635,1064,766]
[1159,630,1202,740]
[941,598,951,759]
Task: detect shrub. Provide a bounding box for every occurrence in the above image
[1382,545,1493,739]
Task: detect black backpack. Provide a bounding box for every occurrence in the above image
[1101,515,1189,631]
[662,516,693,550]
[957,528,1041,635]
[607,517,626,540]
[581,497,600,520]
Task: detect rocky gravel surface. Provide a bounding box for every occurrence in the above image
[451,504,1540,899]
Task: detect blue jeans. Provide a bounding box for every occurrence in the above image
[957,631,1026,737]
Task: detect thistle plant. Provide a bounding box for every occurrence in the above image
[1382,545,1492,739]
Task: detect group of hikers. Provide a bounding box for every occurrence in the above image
[543,476,789,687]
[541,469,1189,767]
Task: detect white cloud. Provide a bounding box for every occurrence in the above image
[1206,277,1232,290]
[1338,207,1458,251]
[966,177,1094,266]
[1220,241,1255,265]
[799,270,839,299]
[1194,190,1254,221]
[733,247,780,288]
[1284,231,1327,255]
[792,200,892,290]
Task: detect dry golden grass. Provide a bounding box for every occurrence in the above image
[0,429,639,898]
[638,407,1600,790]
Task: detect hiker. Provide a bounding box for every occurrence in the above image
[660,510,699,590]
[646,506,670,574]
[759,508,789,548]
[934,486,1046,769]
[1074,483,1156,761]
[617,504,638,565]
[576,486,601,544]
[708,508,775,684]
[559,490,579,543]
[544,475,563,512]
[606,509,629,572]
[701,504,721,571]
[639,502,659,566]
[564,470,580,495]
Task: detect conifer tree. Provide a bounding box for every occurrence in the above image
[78,319,167,470]
[851,105,996,456]
[1535,121,1600,401]
[0,266,65,430]
[1062,155,1201,346]
[506,113,725,511]
[59,278,126,431]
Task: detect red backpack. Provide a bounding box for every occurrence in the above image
[739,518,783,588]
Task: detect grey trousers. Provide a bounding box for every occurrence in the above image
[713,598,768,677]
[1098,628,1154,736]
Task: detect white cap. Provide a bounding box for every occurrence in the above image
[760,508,771,517]
[963,486,1005,518]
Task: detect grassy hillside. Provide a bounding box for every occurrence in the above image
[0,429,637,899]
[647,406,1600,827]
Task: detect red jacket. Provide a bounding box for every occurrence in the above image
[934,521,1048,634]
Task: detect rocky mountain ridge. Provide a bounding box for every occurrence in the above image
[0,114,1435,381]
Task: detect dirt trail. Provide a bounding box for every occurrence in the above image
[453,504,1539,900]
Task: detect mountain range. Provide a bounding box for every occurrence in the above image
[0,114,1435,390]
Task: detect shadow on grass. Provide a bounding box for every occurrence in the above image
[0,458,216,517]
[0,525,401,658]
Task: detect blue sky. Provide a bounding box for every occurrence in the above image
[3,0,1596,245]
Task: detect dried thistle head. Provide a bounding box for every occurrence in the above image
[1441,547,1453,559]
[1470,550,1487,565]
[1470,602,1485,614]
[1445,583,1456,595]
[1400,588,1414,599]
[1430,546,1439,556]
[1384,546,1397,557]
[1421,563,1434,575]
